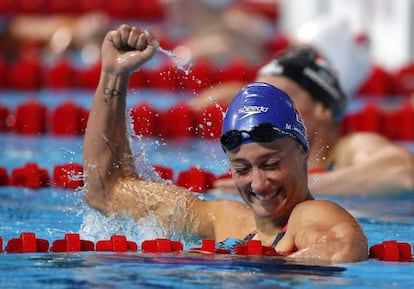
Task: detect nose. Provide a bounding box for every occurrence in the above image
[250,167,268,192]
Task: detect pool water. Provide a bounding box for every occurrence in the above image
[1,92,413,289]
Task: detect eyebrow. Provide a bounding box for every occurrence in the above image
[229,149,285,165]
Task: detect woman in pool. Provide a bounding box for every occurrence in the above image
[197,48,414,196]
[83,24,368,264]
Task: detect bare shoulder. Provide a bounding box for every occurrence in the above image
[200,198,255,240]
[290,199,354,223]
[333,132,409,166]
[336,132,391,152]
[201,198,254,223]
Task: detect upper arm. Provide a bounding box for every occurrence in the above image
[84,175,254,240]
[291,200,364,242]
[335,133,412,168]
[283,200,368,262]
[312,133,414,195]
[84,175,207,234]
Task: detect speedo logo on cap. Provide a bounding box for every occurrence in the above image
[238,105,269,120]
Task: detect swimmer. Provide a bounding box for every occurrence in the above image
[83,24,368,264]
[207,48,414,196]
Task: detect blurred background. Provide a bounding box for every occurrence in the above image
[1,0,414,140]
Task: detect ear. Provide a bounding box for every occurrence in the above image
[300,146,309,173]
[297,141,309,158]
[314,102,333,122]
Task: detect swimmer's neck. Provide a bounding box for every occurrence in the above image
[254,190,314,240]
[254,216,288,238]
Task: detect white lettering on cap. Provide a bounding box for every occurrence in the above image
[238,105,269,120]
[303,67,341,101]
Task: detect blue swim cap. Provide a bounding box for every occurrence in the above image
[222,82,309,151]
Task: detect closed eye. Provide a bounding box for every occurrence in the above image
[262,161,281,170]
[233,165,251,176]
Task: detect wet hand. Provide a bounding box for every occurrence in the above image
[101,24,158,75]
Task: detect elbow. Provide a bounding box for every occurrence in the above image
[83,186,111,215]
[333,238,369,264]
[405,159,414,191]
[396,158,414,192]
[380,149,414,193]
[332,229,369,264]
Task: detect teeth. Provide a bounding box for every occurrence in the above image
[255,191,277,201]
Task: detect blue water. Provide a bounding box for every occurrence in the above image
[0,91,413,289]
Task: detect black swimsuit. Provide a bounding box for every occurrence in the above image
[243,224,288,248]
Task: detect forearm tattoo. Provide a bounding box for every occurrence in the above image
[103,87,121,101]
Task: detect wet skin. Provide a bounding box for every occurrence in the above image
[227,137,312,222]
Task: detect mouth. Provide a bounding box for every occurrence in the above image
[251,188,281,201]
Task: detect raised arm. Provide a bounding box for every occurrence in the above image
[83,24,158,210]
[309,133,414,196]
[82,24,254,240]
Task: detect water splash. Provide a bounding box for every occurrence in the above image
[157,45,193,76]
[77,44,226,247]
[78,209,161,243]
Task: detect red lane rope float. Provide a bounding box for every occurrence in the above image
[1,163,222,192]
[2,100,414,140]
[0,103,9,132]
[0,167,9,186]
[175,166,217,193]
[1,1,165,29]
[339,101,414,140]
[1,233,412,261]
[130,102,160,138]
[0,163,85,189]
[44,57,77,90]
[6,232,49,253]
[1,163,220,191]
[15,99,48,135]
[158,102,197,138]
[3,100,414,140]
[4,54,258,91]
[369,240,413,262]
[152,165,174,181]
[50,233,94,252]
[234,240,280,256]
[9,56,43,91]
[51,101,89,136]
[96,235,137,252]
[53,163,84,189]
[10,163,50,189]
[141,239,183,253]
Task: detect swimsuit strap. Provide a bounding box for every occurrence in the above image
[271,223,288,247]
[243,223,288,247]
[243,229,258,241]
[326,161,335,171]
[308,162,335,174]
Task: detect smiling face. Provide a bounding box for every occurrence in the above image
[226,137,309,221]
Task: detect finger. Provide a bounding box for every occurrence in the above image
[127,26,141,49]
[144,29,159,49]
[107,30,121,48]
[136,32,148,51]
[119,24,131,46]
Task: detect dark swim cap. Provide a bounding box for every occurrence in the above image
[221,82,309,151]
[258,47,347,121]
